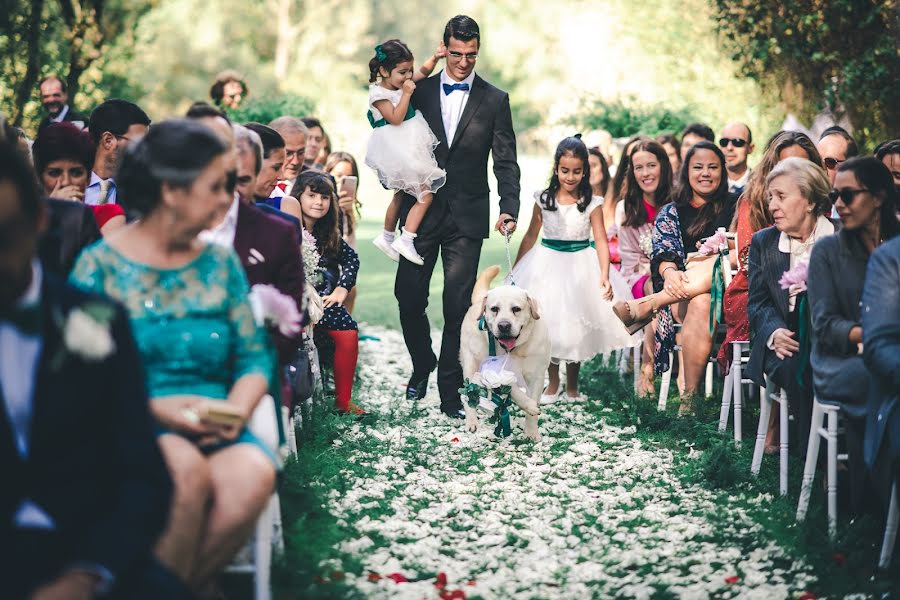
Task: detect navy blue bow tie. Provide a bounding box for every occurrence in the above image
[443,82,470,95]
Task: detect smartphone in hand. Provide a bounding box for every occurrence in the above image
[341,175,358,196]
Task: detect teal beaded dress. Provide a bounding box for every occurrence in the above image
[70,240,278,466]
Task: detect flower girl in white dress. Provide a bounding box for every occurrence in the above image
[365,39,447,265]
[511,135,637,403]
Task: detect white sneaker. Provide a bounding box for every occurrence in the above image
[373,235,399,262]
[391,235,424,265]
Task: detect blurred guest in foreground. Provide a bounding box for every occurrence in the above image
[0,141,179,598]
[70,120,278,593]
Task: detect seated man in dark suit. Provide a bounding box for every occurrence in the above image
[37,76,88,132]
[0,143,180,598]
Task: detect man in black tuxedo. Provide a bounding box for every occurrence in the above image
[0,143,180,598]
[397,15,521,417]
[37,76,88,133]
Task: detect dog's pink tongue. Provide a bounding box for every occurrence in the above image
[497,337,516,351]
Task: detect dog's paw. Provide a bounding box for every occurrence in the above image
[465,415,478,433]
[522,402,541,417]
[524,428,542,442]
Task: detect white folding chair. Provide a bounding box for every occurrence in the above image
[658,325,716,411]
[796,397,848,538]
[632,344,641,394]
[225,493,282,600]
[749,379,789,495]
[880,480,899,570]
[718,340,751,445]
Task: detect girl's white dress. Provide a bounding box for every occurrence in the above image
[510,193,638,363]
[364,84,446,202]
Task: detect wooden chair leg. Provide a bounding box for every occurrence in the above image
[880,480,899,570]
[779,390,789,496]
[751,383,771,476]
[827,408,839,539]
[797,400,825,522]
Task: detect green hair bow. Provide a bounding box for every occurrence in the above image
[375,44,387,62]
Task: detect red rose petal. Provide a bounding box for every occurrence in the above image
[435,572,448,589]
[313,575,325,584]
[832,553,846,567]
[798,593,817,600]
[467,579,477,586]
[386,572,408,583]
[439,591,467,600]
[367,572,382,582]
[330,570,345,581]
[451,437,460,443]
[725,575,741,585]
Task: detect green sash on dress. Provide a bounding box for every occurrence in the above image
[540,239,595,252]
[368,104,416,129]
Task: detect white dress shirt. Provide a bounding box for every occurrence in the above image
[50,104,70,124]
[1,261,56,529]
[199,195,240,247]
[728,169,751,194]
[84,171,117,206]
[439,68,476,146]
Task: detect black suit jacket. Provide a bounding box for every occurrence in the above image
[408,73,520,239]
[0,273,172,593]
[39,198,101,277]
[746,226,791,385]
[233,201,305,363]
[38,107,89,132]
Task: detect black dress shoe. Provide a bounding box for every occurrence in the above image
[406,362,437,400]
[441,408,466,419]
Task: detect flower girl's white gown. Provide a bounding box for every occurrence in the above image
[364,84,446,201]
[510,194,637,363]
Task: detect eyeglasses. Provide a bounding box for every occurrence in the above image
[285,149,305,159]
[828,187,869,205]
[823,157,845,170]
[719,138,748,148]
[447,51,478,61]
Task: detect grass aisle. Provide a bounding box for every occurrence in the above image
[275,326,900,599]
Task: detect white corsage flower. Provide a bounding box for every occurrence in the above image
[248,284,302,336]
[63,305,115,361]
[478,367,518,389]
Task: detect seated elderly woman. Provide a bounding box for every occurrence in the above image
[746,157,835,452]
[862,235,900,509]
[31,122,125,234]
[617,141,737,413]
[70,120,277,594]
[809,157,900,512]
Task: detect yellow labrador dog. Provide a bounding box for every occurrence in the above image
[459,266,551,441]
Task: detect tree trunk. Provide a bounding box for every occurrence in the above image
[273,0,298,80]
[11,0,45,126]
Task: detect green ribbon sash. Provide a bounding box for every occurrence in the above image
[458,379,513,437]
[795,293,811,388]
[709,253,727,335]
[367,104,416,129]
[540,239,595,252]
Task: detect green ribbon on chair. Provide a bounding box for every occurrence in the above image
[367,104,416,129]
[709,253,726,335]
[541,239,594,252]
[795,292,811,388]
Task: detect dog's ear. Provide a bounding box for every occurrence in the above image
[480,295,488,318]
[527,294,541,320]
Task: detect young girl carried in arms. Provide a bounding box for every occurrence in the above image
[511,136,637,403]
[366,39,447,265]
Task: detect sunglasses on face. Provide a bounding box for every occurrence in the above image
[823,157,845,170]
[828,187,869,205]
[718,138,747,148]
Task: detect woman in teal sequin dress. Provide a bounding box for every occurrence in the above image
[70,121,276,593]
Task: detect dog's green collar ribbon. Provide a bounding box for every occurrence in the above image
[477,315,497,357]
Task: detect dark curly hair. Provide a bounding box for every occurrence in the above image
[32,122,95,176]
[539,136,593,213]
[368,39,414,83]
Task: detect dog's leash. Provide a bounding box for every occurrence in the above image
[501,218,516,286]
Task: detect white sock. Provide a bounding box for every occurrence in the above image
[382,229,395,241]
[401,227,418,239]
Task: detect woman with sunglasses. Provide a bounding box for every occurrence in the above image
[807,157,900,512]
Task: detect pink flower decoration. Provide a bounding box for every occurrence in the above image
[697,230,729,256]
[248,284,302,336]
[779,262,808,294]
